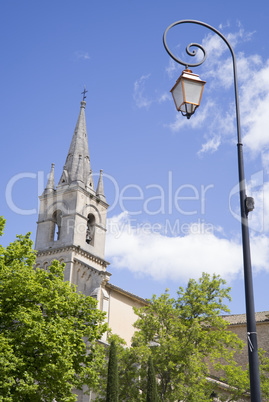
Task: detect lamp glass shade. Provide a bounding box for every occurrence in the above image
[171,70,206,117]
[170,79,184,111]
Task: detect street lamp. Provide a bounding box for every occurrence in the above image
[163,20,261,402]
[170,69,206,118]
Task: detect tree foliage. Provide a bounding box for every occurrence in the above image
[0,217,107,401]
[96,273,258,401]
[95,334,142,402]
[131,273,249,401]
[146,356,158,402]
[259,348,269,400]
[106,340,119,402]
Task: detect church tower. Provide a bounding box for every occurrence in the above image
[35,99,111,303]
[35,94,147,365]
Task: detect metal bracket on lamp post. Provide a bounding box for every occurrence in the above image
[163,20,261,402]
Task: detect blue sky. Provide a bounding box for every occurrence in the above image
[1,0,269,314]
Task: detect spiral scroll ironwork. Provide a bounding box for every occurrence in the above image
[163,24,207,67]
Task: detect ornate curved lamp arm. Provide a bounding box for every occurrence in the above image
[163,20,241,143]
[163,20,261,402]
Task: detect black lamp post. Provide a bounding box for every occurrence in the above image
[163,20,261,402]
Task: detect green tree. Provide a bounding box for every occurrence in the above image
[0,217,107,401]
[132,273,250,401]
[95,334,143,402]
[258,349,269,400]
[146,356,158,402]
[106,340,119,402]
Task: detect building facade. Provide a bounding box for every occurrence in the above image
[35,98,268,401]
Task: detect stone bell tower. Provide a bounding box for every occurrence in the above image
[35,98,111,300]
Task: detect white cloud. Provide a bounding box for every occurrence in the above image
[158,93,170,103]
[202,33,227,60]
[201,25,255,64]
[198,135,221,156]
[240,59,269,155]
[249,234,269,273]
[168,99,214,132]
[203,57,234,89]
[250,180,269,234]
[133,74,152,108]
[218,22,231,30]
[133,74,171,109]
[105,212,269,283]
[165,59,178,79]
[227,24,255,47]
[261,151,269,173]
[74,51,90,60]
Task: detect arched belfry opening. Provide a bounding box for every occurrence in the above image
[86,213,95,245]
[52,210,62,241]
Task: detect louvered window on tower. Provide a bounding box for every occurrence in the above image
[52,210,62,241]
[86,214,95,245]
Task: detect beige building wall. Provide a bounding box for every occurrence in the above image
[206,313,269,401]
[105,283,147,347]
[224,312,269,368]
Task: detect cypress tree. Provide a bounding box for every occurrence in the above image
[106,340,119,402]
[146,356,158,402]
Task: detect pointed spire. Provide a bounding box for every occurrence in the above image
[96,169,106,202]
[75,155,84,183]
[86,169,95,192]
[58,100,92,188]
[44,163,55,194]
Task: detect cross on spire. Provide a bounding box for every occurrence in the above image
[81,86,88,101]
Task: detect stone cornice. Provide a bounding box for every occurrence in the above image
[73,258,112,277]
[36,245,110,268]
[39,185,108,208]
